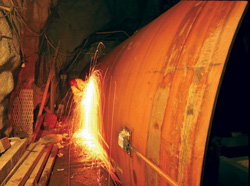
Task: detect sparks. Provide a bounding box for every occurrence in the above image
[72,71,103,158]
[70,70,120,184]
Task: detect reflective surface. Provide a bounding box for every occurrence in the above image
[98,1,247,185]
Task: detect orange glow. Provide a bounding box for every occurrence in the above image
[71,70,119,184]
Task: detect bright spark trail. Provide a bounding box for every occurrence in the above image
[70,70,120,185]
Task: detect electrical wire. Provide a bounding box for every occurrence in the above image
[44,34,74,56]
[4,0,124,65]
[9,0,45,37]
[0,5,11,12]
[96,30,130,38]
[16,9,44,37]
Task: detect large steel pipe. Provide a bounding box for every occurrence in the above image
[98,1,248,186]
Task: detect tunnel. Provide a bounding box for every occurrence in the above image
[0,1,249,186]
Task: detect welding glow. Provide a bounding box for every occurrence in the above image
[71,70,120,184]
[72,72,103,157]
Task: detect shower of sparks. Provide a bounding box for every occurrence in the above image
[70,70,120,184]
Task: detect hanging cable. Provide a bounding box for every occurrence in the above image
[96,30,130,38]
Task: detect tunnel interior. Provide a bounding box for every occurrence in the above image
[0,1,249,186]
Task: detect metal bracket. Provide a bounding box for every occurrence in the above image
[118,128,131,154]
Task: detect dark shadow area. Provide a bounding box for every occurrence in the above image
[202,6,249,186]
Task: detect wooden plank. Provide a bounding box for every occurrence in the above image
[5,144,45,186]
[29,115,45,143]
[0,139,27,184]
[0,137,10,153]
[50,75,56,113]
[38,144,58,186]
[24,143,53,186]
[8,137,21,146]
[0,143,37,186]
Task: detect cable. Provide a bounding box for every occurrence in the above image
[16,9,43,37]
[0,5,11,12]
[8,0,44,37]
[96,30,130,38]
[44,34,72,56]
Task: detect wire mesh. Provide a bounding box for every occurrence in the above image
[13,89,33,137]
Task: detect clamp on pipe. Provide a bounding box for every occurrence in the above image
[118,128,131,155]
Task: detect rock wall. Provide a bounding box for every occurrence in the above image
[0,0,54,137]
[0,10,20,137]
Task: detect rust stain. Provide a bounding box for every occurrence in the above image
[146,81,171,186]
[210,63,222,67]
[98,1,247,186]
[154,122,159,130]
[187,107,194,115]
[178,2,240,184]
[163,1,206,71]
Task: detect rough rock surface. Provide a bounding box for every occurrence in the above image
[0,10,21,137]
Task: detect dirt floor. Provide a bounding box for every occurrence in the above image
[38,123,116,186]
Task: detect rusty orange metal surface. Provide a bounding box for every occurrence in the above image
[97,1,248,186]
